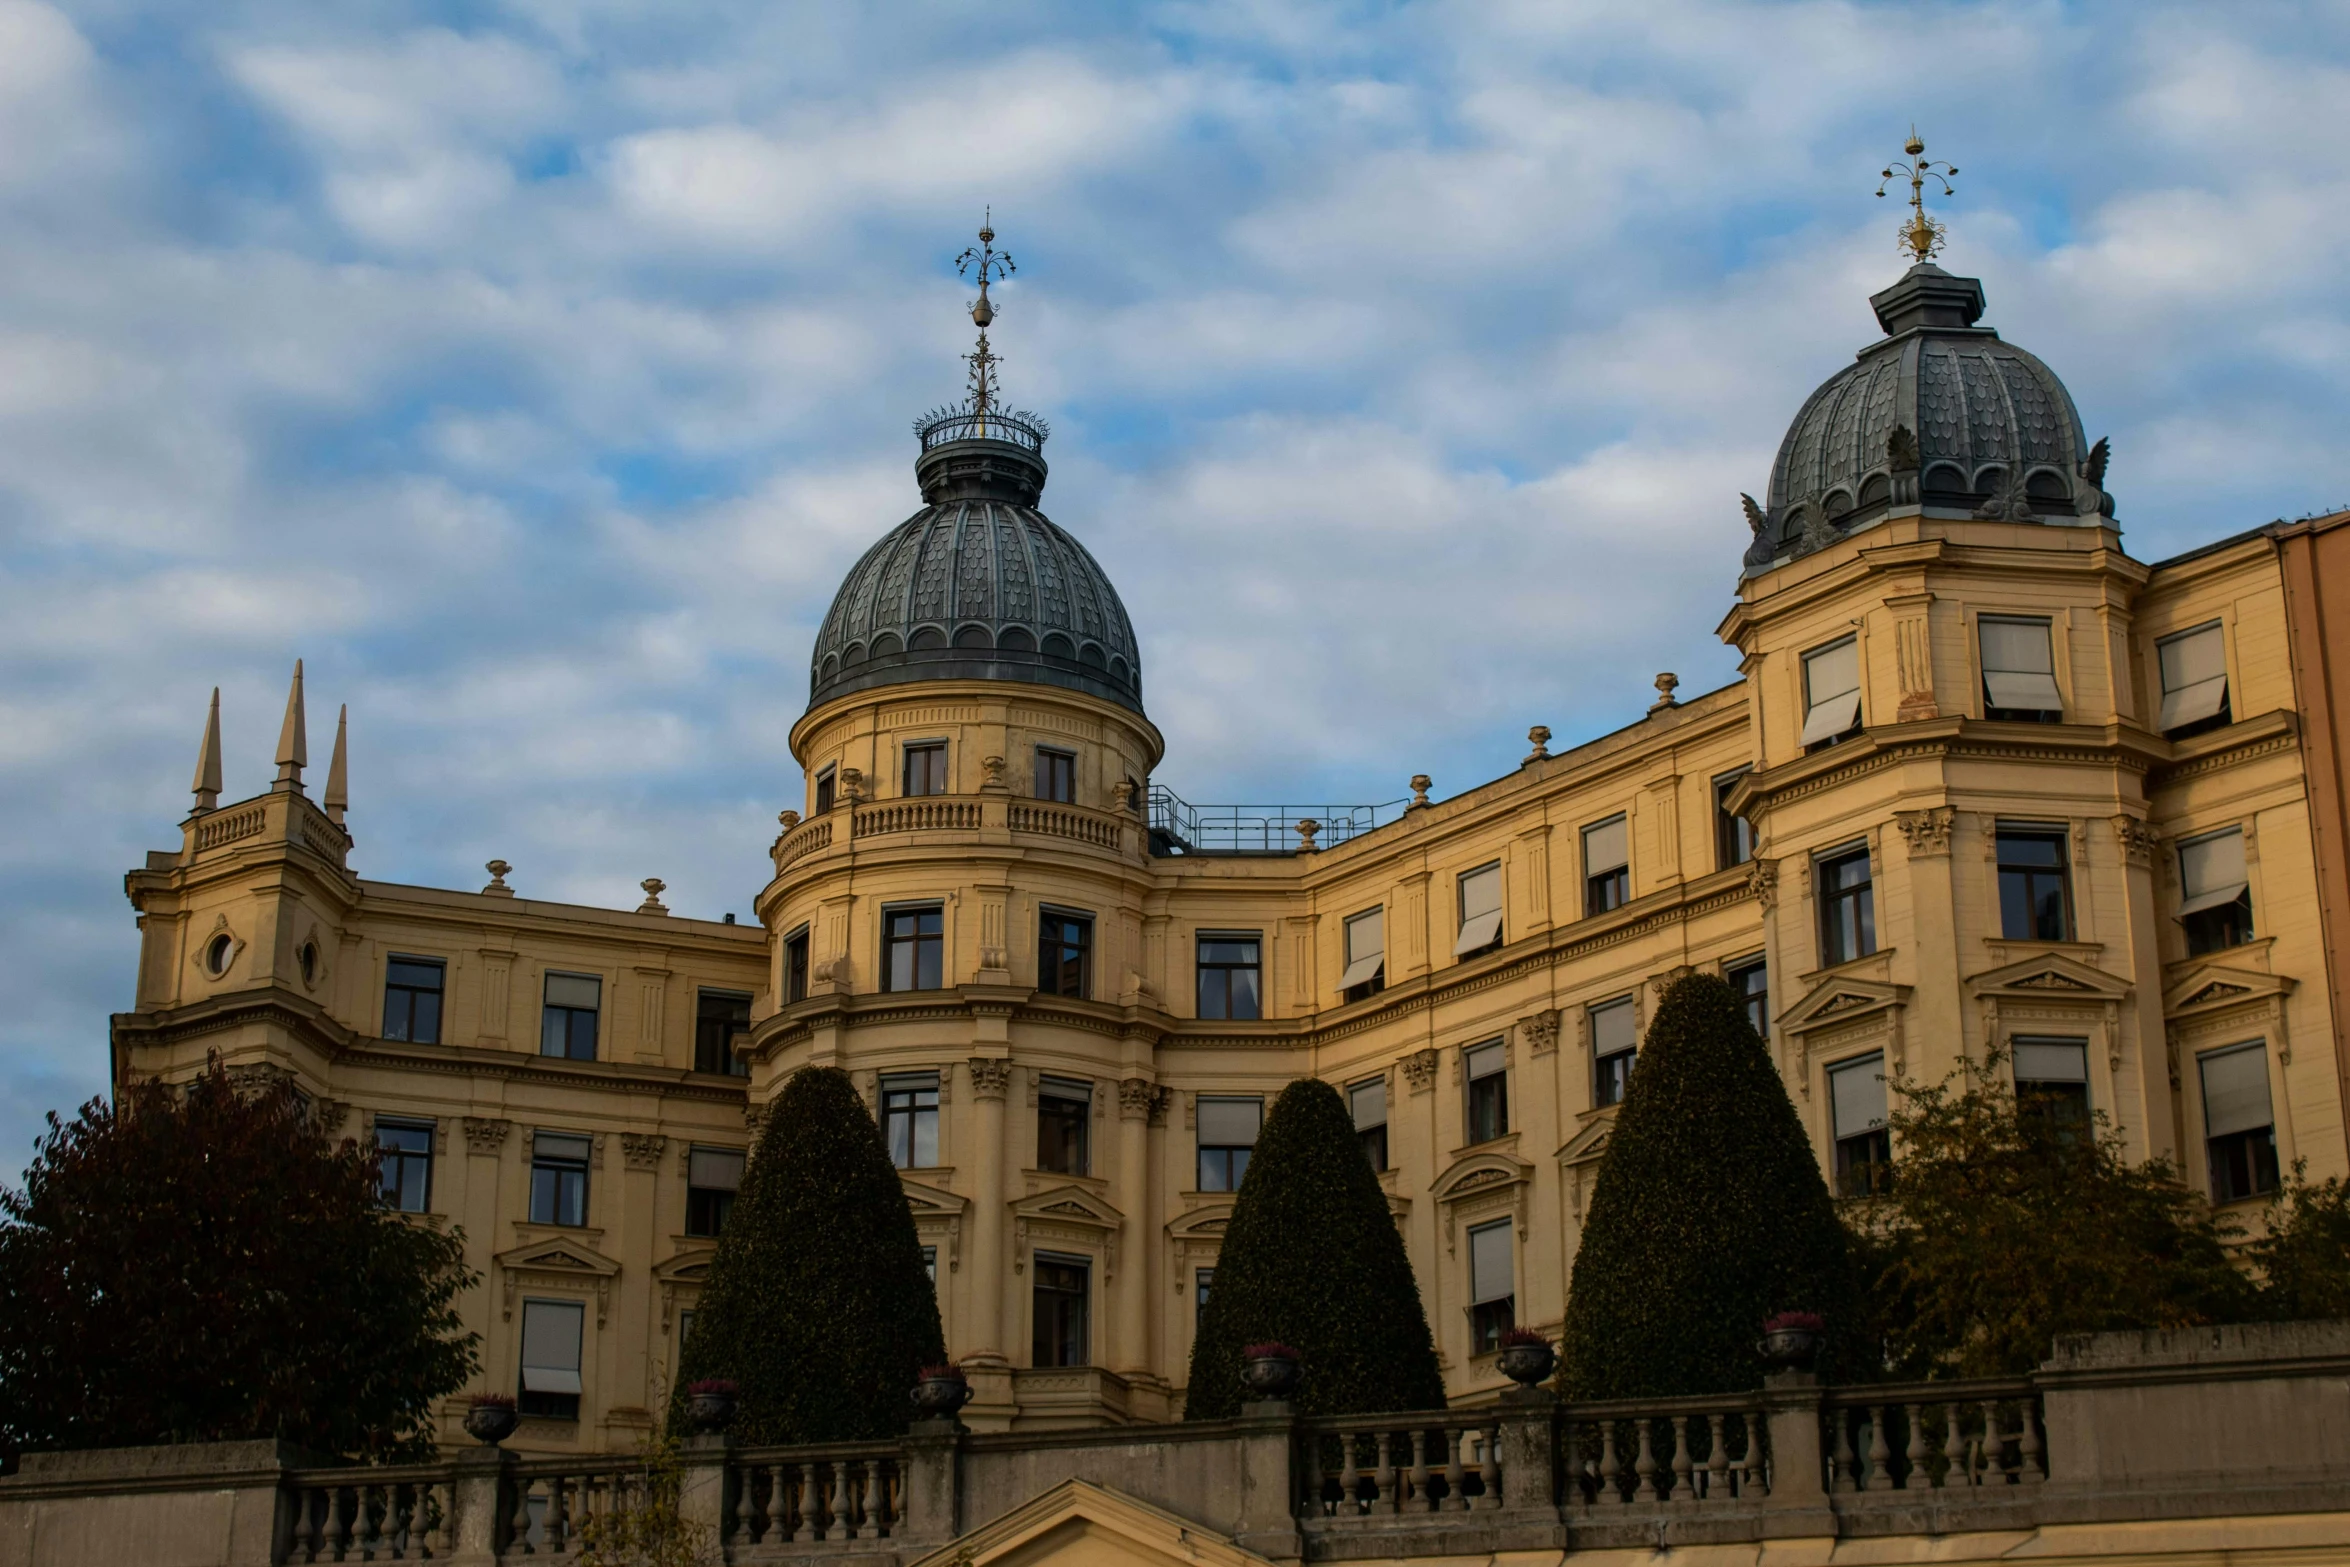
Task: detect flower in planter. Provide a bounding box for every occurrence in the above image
[684,1379,739,1398]
[469,1392,518,1408]
[1762,1311,1825,1334]
[916,1364,967,1382]
[1497,1327,1551,1350]
[1241,1342,1301,1361]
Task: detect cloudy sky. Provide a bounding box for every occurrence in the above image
[3,0,2348,1161]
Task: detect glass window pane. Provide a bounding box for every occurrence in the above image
[1829,1053,1887,1138]
[387,959,444,989]
[1227,966,1261,1019]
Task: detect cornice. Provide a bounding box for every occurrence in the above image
[2144,711,2300,790]
[1739,718,2173,818]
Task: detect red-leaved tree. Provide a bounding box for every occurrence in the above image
[0,1060,477,1461]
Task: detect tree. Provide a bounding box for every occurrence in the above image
[1185,1078,1444,1419]
[675,1066,943,1443]
[2249,1163,2350,1321]
[1855,1047,2254,1379]
[1563,973,1857,1398]
[0,1061,477,1461]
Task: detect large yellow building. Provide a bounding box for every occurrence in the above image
[112,243,2350,1453]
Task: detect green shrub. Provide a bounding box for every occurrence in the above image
[1185,1078,1444,1419]
[1563,973,1857,1397]
[1855,1046,2254,1378]
[675,1067,943,1442]
[2250,1163,2350,1321]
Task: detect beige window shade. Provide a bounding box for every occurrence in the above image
[1582,816,1628,875]
[1196,1097,1261,1147]
[532,1132,590,1163]
[2158,623,2228,730]
[2199,1042,2273,1139]
[1589,998,1637,1057]
[1980,617,2063,712]
[545,973,601,1010]
[1799,637,1862,746]
[1338,909,1385,990]
[1464,1040,1505,1083]
[1453,864,1504,955]
[2013,1039,2087,1084]
[688,1147,744,1191]
[1349,1079,1386,1130]
[2177,829,2249,917]
[1829,1052,1887,1139]
[1468,1220,1513,1305]
[520,1299,585,1394]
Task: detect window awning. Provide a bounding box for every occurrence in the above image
[1798,688,1863,747]
[2175,881,2250,918]
[2199,1044,2273,1139]
[520,1367,583,1395]
[1829,1052,1887,1138]
[2159,676,2228,730]
[1337,953,1385,990]
[2177,831,2248,918]
[1984,670,2064,712]
[1452,909,1504,955]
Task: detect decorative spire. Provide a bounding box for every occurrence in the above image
[323,704,349,825]
[191,687,223,813]
[273,659,308,793]
[954,211,1016,427]
[1877,127,1958,264]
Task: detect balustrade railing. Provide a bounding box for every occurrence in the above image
[195,804,267,851]
[287,1467,454,1561]
[1007,801,1123,850]
[726,1443,905,1545]
[1298,1412,1503,1517]
[774,816,832,870]
[505,1456,664,1558]
[853,800,984,837]
[1822,1381,2044,1492]
[1563,1394,1768,1506]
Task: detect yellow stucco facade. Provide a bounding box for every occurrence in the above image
[111,260,2350,1455]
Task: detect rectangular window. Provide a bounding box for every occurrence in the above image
[529,1133,591,1227]
[1196,934,1262,1020]
[1829,1052,1891,1197]
[1350,1077,1389,1171]
[1468,1219,1515,1354]
[1037,1076,1091,1175]
[685,1146,745,1237]
[518,1298,585,1420]
[1591,998,1638,1107]
[1031,1254,1089,1368]
[1196,1268,1214,1315]
[1454,863,1504,957]
[693,989,753,1076]
[540,973,601,1061]
[1039,911,1092,998]
[1817,845,1877,966]
[1980,616,2063,720]
[1996,828,2073,941]
[1197,1096,1262,1192]
[1799,637,1863,747]
[1035,748,1076,803]
[922,1246,937,1284]
[1727,956,1769,1041]
[1715,770,1756,869]
[377,1118,433,1213]
[1339,909,1386,1001]
[1465,1039,1509,1143]
[1582,815,1630,916]
[2013,1037,2090,1129]
[884,907,945,992]
[903,742,949,797]
[814,765,837,814]
[882,1072,941,1169]
[2178,828,2254,955]
[382,958,446,1044]
[2157,622,2230,735]
[2201,1042,2280,1203]
[784,928,810,1004]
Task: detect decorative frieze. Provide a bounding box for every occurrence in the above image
[621,1133,667,1171]
[1518,1010,1561,1056]
[462,1117,512,1156]
[1894,807,1955,858]
[1402,1049,1439,1095]
[968,1057,1012,1098]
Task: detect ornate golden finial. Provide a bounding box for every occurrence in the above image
[1877,127,1958,263]
[954,211,1015,427]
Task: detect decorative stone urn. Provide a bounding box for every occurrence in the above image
[685,1380,739,1433]
[1239,1344,1302,1402]
[1758,1312,1825,1371]
[463,1398,519,1447]
[1496,1333,1556,1389]
[910,1367,972,1419]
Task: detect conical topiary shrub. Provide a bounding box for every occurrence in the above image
[1562,973,1858,1397]
[675,1066,944,1442]
[1185,1078,1445,1418]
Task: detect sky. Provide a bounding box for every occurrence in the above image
[4,0,2350,1167]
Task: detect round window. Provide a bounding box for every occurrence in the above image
[297,941,317,986]
[205,933,234,977]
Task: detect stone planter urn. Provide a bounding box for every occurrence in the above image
[1239,1344,1302,1402]
[1496,1333,1556,1389]
[911,1367,972,1419]
[685,1380,739,1433]
[463,1398,519,1447]
[1758,1313,1824,1371]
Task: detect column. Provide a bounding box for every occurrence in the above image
[1115,1079,1154,1378]
[965,1057,1010,1359]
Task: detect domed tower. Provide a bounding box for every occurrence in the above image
[757,225,1166,1424]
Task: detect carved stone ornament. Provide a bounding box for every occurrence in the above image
[2112,814,2158,864]
[1525,726,1551,763]
[1747,858,1779,910]
[1894,807,1956,858]
[1518,1010,1562,1057]
[1402,1049,1440,1095]
[312,1097,350,1136]
[1407,775,1433,811]
[462,1117,512,1156]
[839,766,865,804]
[968,1057,1013,1098]
[621,1133,667,1171]
[776,809,800,831]
[981,755,1008,793]
[1118,1077,1158,1121]
[743,1104,772,1143]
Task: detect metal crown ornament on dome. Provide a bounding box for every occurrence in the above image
[1877,129,1958,264]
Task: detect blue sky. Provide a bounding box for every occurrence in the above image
[4,0,2350,1168]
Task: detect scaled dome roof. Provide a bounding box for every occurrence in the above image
[807,410,1144,716]
[1744,264,2112,575]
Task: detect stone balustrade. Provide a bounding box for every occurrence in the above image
[769,795,1134,880]
[726,1440,905,1546]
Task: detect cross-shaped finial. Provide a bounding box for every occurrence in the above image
[1877,128,1959,264]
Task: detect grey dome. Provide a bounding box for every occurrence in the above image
[808,411,1144,715]
[1744,265,2111,575]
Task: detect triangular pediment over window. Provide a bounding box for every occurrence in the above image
[1778,976,1911,1038]
[2163,962,2294,1022]
[909,1479,1276,1567]
[1964,950,2131,1004]
[495,1236,621,1280]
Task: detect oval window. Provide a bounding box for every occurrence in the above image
[297,941,318,986]
[205,933,235,977]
